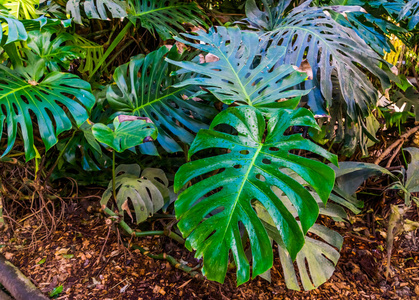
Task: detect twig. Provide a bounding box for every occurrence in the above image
[374,125,419,165]
[386,141,404,168]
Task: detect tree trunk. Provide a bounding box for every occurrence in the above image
[0,254,48,300]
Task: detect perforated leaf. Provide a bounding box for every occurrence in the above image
[101,164,169,224]
[167,26,309,109]
[107,46,217,156]
[245,1,394,120]
[0,64,95,161]
[174,106,337,285]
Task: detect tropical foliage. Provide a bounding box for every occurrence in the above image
[0,0,418,295]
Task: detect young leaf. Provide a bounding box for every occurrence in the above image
[167,26,309,108]
[92,116,157,152]
[174,106,337,285]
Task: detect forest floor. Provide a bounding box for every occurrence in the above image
[1,193,418,300]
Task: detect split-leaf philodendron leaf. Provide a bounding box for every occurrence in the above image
[0,64,95,161]
[107,45,217,156]
[174,106,338,285]
[167,26,309,109]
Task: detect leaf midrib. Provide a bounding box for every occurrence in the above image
[132,87,187,113]
[221,144,263,240]
[216,49,253,106]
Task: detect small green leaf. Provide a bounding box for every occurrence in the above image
[62,254,74,259]
[37,257,46,265]
[92,116,157,152]
[49,285,63,298]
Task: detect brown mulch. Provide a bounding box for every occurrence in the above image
[1,197,418,300]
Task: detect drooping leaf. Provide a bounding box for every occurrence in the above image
[61,121,110,171]
[107,45,217,156]
[246,2,395,120]
[66,0,127,24]
[167,26,309,109]
[403,147,419,198]
[127,0,207,40]
[101,164,169,224]
[256,193,343,291]
[243,0,292,32]
[392,86,419,121]
[0,64,95,161]
[92,116,157,153]
[174,106,337,285]
[329,161,395,213]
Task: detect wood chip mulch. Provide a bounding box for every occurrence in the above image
[1,199,419,300]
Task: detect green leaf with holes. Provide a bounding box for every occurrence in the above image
[167,26,309,109]
[92,116,157,153]
[174,106,338,285]
[0,64,95,161]
[107,45,217,156]
[101,164,169,224]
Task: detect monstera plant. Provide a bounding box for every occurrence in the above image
[107,46,217,155]
[0,62,95,160]
[167,26,338,285]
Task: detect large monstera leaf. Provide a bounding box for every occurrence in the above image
[246,1,394,120]
[0,65,95,160]
[174,106,338,285]
[167,26,309,109]
[66,0,127,24]
[107,46,217,156]
[101,164,169,224]
[127,0,207,40]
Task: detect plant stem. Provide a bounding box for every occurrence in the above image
[128,243,203,280]
[112,151,116,201]
[102,207,184,244]
[88,22,133,81]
